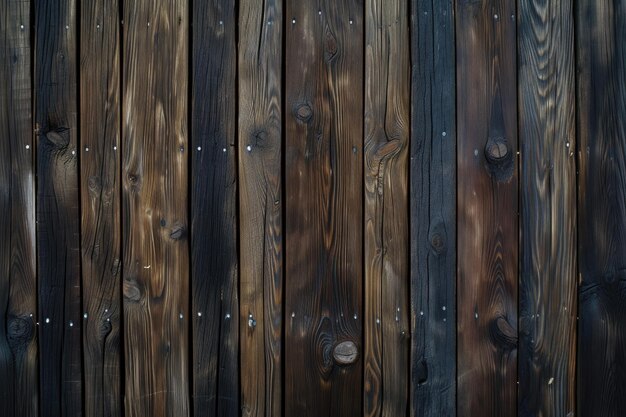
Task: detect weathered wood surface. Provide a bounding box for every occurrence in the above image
[35,0,82,415]
[191,1,239,415]
[363,0,409,415]
[122,1,189,416]
[409,0,456,416]
[80,1,123,416]
[238,0,283,416]
[0,1,38,416]
[456,0,518,416]
[577,1,626,416]
[284,1,364,415]
[518,0,577,416]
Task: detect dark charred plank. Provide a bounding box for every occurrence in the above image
[191,0,239,415]
[518,0,577,415]
[456,0,518,415]
[409,0,456,415]
[34,0,82,415]
[238,0,283,416]
[0,1,38,415]
[363,0,410,415]
[122,0,190,415]
[577,1,626,416]
[284,1,364,415]
[80,1,123,416]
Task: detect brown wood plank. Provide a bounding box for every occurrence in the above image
[0,1,38,416]
[191,0,239,415]
[122,1,190,415]
[518,0,577,416]
[238,0,283,416]
[363,0,409,415]
[576,1,626,416]
[34,0,82,415]
[456,1,518,416]
[409,0,456,415]
[80,1,123,416]
[284,1,364,415]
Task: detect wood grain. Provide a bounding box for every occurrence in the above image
[191,1,239,415]
[238,0,283,416]
[35,0,82,415]
[577,1,626,416]
[363,0,409,415]
[518,0,577,416]
[0,1,38,415]
[284,1,364,415]
[456,1,518,416]
[409,0,456,415]
[80,1,123,416]
[122,1,189,415]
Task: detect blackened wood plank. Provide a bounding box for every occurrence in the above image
[456,1,518,416]
[577,1,626,416]
[518,0,576,415]
[34,0,82,415]
[409,0,456,415]
[122,1,189,415]
[238,0,283,416]
[284,1,364,415]
[363,0,409,415]
[191,0,239,415]
[0,1,38,416]
[80,1,122,416]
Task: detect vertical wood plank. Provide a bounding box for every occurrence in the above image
[518,0,577,416]
[35,0,82,415]
[363,0,410,415]
[284,1,364,415]
[80,1,123,416]
[456,1,518,416]
[122,0,189,415]
[0,1,38,416]
[238,0,283,416]
[577,1,626,416]
[191,0,239,415]
[409,0,456,415]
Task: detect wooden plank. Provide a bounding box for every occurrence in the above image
[191,0,239,415]
[0,1,38,416]
[409,0,456,415]
[577,1,626,416]
[238,0,282,416]
[122,0,189,415]
[518,0,576,416]
[34,0,82,415]
[284,1,363,415]
[80,1,122,416]
[456,1,518,416]
[363,0,409,415]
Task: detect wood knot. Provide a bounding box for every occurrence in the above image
[484,138,509,161]
[44,128,70,148]
[324,28,338,61]
[428,219,447,255]
[414,358,428,384]
[123,278,142,302]
[490,316,517,350]
[7,316,34,353]
[170,225,186,240]
[294,103,313,123]
[99,317,112,337]
[484,137,514,182]
[333,340,358,365]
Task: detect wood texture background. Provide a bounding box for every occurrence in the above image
[1,0,625,416]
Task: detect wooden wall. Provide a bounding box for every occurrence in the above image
[0,0,625,416]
